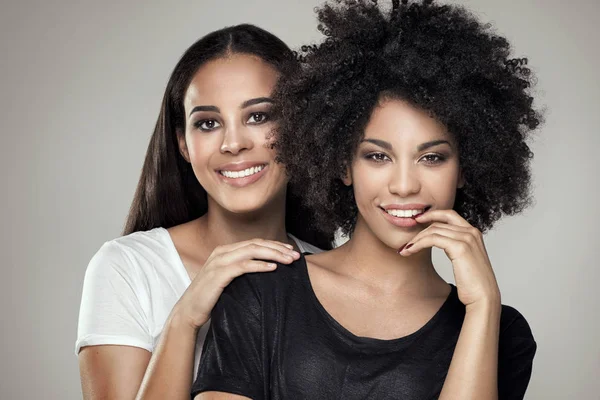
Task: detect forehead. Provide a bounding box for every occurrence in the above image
[364,98,451,143]
[184,53,280,110]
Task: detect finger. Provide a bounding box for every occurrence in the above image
[214,238,295,256]
[217,243,300,266]
[407,225,471,248]
[418,221,471,234]
[399,222,468,252]
[400,231,471,260]
[239,239,297,255]
[414,209,471,228]
[213,260,279,288]
[234,260,278,275]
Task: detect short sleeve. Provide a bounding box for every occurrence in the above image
[75,242,152,354]
[498,306,537,400]
[191,275,265,399]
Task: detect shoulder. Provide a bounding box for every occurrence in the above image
[85,228,176,284]
[498,304,537,363]
[500,304,535,340]
[288,233,324,255]
[223,256,308,304]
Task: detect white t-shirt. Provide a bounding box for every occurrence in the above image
[75,227,322,377]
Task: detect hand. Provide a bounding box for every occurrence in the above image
[173,238,300,329]
[399,210,501,309]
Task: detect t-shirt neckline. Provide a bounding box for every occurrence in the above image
[158,227,312,286]
[299,255,458,352]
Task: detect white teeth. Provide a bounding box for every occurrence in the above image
[220,165,265,179]
[385,209,424,218]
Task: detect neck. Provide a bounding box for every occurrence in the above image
[340,216,446,295]
[200,190,291,250]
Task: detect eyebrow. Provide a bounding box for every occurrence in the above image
[417,140,451,151]
[188,97,274,117]
[241,97,273,109]
[361,138,451,152]
[189,105,219,117]
[361,138,392,150]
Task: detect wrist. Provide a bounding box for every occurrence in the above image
[465,295,501,316]
[169,305,207,332]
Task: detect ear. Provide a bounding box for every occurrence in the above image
[177,129,190,162]
[457,168,465,189]
[341,166,352,186]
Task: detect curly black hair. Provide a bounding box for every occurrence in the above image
[273,0,541,236]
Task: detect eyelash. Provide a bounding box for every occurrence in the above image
[365,152,391,163]
[364,152,447,164]
[193,112,270,132]
[194,119,220,132]
[420,153,447,165]
[247,112,269,124]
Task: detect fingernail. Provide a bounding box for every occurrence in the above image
[285,244,294,249]
[397,244,407,254]
[405,243,414,250]
[291,251,300,257]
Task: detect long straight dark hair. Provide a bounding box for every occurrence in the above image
[124,24,333,250]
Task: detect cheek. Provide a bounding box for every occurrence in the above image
[427,167,460,207]
[185,134,219,170]
[351,163,389,206]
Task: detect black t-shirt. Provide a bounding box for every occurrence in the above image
[192,256,536,400]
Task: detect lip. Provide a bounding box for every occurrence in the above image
[381,203,429,211]
[379,204,431,228]
[217,161,267,172]
[216,162,269,188]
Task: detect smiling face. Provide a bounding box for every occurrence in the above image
[178,53,288,214]
[345,97,464,249]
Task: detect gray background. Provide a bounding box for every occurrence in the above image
[1,0,598,398]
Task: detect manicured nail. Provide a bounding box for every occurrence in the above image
[405,243,414,250]
[397,244,407,254]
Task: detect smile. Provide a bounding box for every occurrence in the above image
[384,208,425,218]
[380,205,430,228]
[219,164,266,179]
[216,162,269,188]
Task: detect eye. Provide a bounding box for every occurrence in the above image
[365,152,391,163]
[194,119,221,132]
[420,153,446,165]
[247,112,269,124]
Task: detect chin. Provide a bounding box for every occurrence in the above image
[224,203,265,215]
[378,236,408,251]
[369,223,423,251]
[220,197,272,215]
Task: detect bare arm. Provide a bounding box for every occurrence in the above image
[438,301,501,400]
[134,312,199,399]
[78,239,298,400]
[403,210,503,400]
[79,345,151,400]
[78,308,201,400]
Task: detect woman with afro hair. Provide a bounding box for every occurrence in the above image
[192,1,541,399]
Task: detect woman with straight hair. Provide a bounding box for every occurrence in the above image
[76,24,333,399]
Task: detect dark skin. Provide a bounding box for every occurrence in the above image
[196,98,501,400]
[309,100,500,400]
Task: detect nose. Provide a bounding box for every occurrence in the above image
[388,163,421,197]
[220,124,253,155]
